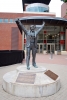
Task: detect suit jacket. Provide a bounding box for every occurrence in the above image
[26,32,37,48]
[17,20,45,48]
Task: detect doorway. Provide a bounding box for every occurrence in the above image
[47,43,55,53]
[37,43,44,53]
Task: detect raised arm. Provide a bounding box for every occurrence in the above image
[36,21,45,35]
[17,19,27,35]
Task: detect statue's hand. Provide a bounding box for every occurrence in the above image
[17,19,21,24]
[17,18,20,22]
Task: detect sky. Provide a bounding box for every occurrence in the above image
[0,0,63,17]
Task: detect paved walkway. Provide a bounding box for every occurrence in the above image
[24,54,67,65]
[0,54,67,100]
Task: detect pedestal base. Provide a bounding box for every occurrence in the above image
[3,65,61,97]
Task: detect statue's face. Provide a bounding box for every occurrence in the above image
[30,25,36,32]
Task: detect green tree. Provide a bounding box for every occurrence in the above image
[61,0,67,2]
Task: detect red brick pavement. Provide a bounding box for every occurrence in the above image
[23,54,67,65]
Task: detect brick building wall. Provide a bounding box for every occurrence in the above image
[0,12,23,50]
[65,29,67,51]
[61,3,67,18]
[61,3,67,51]
[0,12,55,50]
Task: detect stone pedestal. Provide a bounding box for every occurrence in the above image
[3,65,61,97]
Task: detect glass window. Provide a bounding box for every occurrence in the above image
[63,34,65,40]
[4,19,8,23]
[44,44,46,50]
[27,6,49,12]
[55,44,60,51]
[9,19,14,23]
[44,34,46,39]
[13,19,15,23]
[63,44,65,51]
[60,26,64,31]
[37,40,43,43]
[0,18,3,23]
[38,34,43,39]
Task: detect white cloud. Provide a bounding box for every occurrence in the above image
[0,0,23,13]
[49,0,63,17]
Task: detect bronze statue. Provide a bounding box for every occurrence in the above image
[17,19,45,70]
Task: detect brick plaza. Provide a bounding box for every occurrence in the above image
[0,54,67,100]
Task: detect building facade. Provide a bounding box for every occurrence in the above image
[61,2,67,54]
[0,2,67,55]
[0,13,23,50]
[23,3,67,55]
[0,11,56,51]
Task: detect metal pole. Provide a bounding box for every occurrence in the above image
[50,52,53,59]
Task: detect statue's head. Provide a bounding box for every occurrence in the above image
[30,25,36,32]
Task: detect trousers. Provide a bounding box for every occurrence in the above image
[26,43,37,67]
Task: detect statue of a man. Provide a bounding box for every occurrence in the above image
[17,19,45,70]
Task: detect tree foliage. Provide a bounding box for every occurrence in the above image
[61,0,67,2]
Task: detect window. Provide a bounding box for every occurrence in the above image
[27,6,49,12]
[9,19,14,23]
[0,18,3,23]
[4,19,8,23]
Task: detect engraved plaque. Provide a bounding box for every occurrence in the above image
[16,73,36,84]
[45,70,58,80]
